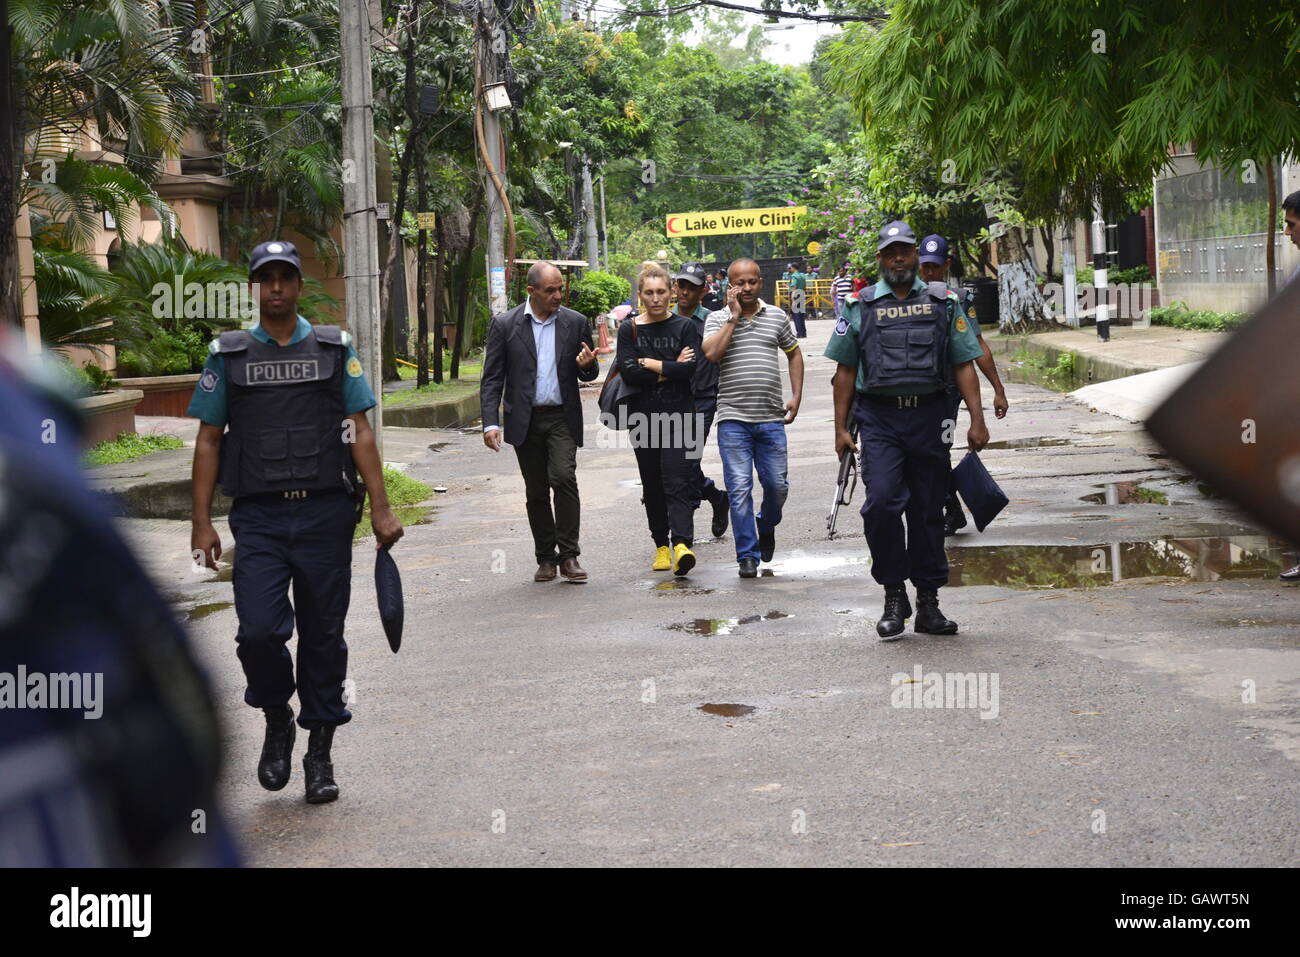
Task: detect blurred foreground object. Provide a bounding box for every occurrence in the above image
[1147,279,1300,543]
[0,337,236,866]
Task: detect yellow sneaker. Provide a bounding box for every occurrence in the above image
[652,545,672,571]
[672,543,696,577]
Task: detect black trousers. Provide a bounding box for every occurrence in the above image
[228,489,356,730]
[690,397,725,511]
[631,394,695,548]
[857,396,950,589]
[513,407,581,564]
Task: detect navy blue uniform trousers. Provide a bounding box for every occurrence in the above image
[856,396,951,589]
[228,490,355,730]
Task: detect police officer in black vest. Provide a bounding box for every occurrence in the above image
[918,235,1009,535]
[187,241,403,804]
[825,222,989,639]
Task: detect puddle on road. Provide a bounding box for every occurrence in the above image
[670,611,793,635]
[767,553,870,574]
[949,534,1288,589]
[1080,482,1170,505]
[983,436,1076,450]
[653,580,715,595]
[185,601,233,622]
[698,703,756,717]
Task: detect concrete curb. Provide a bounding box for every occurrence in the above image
[383,390,481,429]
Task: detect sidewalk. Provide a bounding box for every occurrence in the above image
[987,324,1230,423]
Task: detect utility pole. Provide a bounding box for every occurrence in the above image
[582,158,598,271]
[598,173,608,271]
[476,0,510,317]
[0,0,22,332]
[1091,199,1110,342]
[341,0,383,449]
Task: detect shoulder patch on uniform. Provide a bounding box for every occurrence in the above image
[834,315,850,336]
[199,368,219,392]
[956,317,968,333]
[346,356,363,378]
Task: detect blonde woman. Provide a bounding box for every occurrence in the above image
[616,264,702,575]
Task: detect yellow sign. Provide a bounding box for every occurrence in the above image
[665,206,807,238]
[806,241,821,255]
[416,212,437,229]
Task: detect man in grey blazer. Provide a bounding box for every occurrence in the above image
[481,261,600,582]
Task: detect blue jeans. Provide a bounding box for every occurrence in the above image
[716,420,789,561]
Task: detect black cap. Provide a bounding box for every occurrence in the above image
[919,234,949,264]
[374,547,404,653]
[249,240,302,278]
[876,221,917,252]
[673,262,707,286]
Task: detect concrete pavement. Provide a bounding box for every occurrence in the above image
[117,317,1299,867]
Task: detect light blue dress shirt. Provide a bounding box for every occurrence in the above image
[528,301,562,406]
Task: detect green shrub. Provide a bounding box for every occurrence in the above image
[116,326,208,376]
[84,432,184,467]
[568,270,631,320]
[1148,301,1249,332]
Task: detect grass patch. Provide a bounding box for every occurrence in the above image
[355,465,434,541]
[1149,301,1249,332]
[85,432,184,467]
[396,354,482,380]
[384,374,481,407]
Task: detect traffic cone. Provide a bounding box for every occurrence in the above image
[596,319,614,354]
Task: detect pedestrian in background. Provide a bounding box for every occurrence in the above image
[703,258,805,578]
[673,261,730,539]
[789,261,809,338]
[480,261,601,583]
[832,263,855,319]
[618,264,702,576]
[917,234,1009,536]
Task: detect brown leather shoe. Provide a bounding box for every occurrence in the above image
[559,558,587,582]
[534,561,558,582]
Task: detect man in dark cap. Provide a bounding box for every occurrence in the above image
[918,234,1009,535]
[674,262,730,538]
[825,222,990,639]
[188,240,404,805]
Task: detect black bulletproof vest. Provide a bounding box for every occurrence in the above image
[216,325,356,498]
[857,282,950,390]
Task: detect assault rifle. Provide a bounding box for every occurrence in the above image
[827,423,860,540]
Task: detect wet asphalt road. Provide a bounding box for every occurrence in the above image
[132,320,1300,866]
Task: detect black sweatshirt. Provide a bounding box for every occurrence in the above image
[616,314,701,403]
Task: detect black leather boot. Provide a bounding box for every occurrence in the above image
[915,588,958,635]
[303,726,340,804]
[710,488,730,539]
[876,585,912,640]
[257,704,295,791]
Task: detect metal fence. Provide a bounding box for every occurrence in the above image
[1155,161,1289,287]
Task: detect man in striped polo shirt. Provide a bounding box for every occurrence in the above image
[831,263,855,319]
[702,259,806,578]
